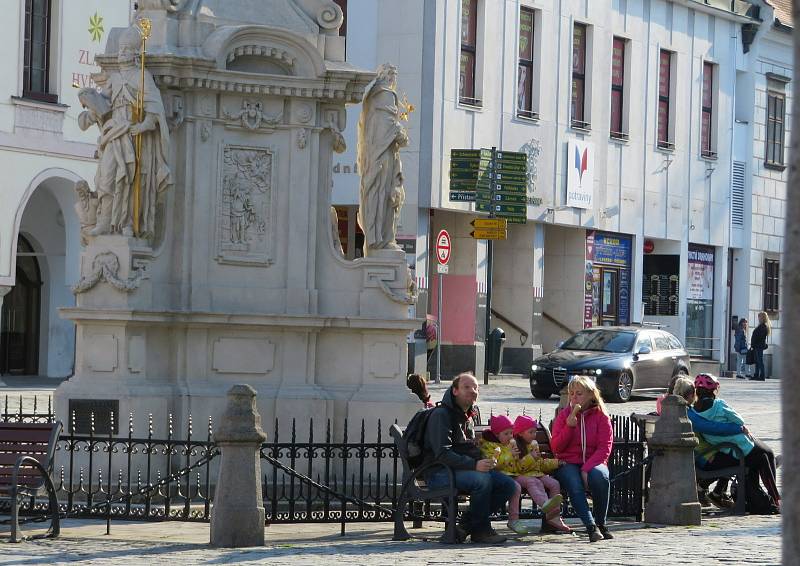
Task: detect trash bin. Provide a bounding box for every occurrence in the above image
[486,327,506,375]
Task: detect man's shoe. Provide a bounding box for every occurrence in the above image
[707,491,734,509]
[471,528,507,544]
[597,524,614,539]
[587,525,603,543]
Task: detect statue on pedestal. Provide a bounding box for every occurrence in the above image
[356,64,408,254]
[77,21,172,242]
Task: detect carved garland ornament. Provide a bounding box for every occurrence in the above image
[71,252,144,295]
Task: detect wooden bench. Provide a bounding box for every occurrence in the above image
[695,441,747,515]
[390,423,463,543]
[0,421,62,542]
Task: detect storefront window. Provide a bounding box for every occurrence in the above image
[584,231,631,328]
[642,254,679,316]
[686,244,715,358]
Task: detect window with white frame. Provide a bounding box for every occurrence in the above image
[23,0,57,103]
[657,49,674,149]
[571,23,589,129]
[610,37,627,139]
[765,75,788,168]
[701,61,717,158]
[459,0,480,106]
[517,7,536,118]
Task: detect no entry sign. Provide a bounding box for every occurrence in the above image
[436,230,451,265]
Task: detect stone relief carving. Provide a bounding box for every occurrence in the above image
[325,118,346,153]
[297,129,307,150]
[520,138,543,206]
[199,120,212,142]
[224,100,282,131]
[71,251,145,294]
[216,146,273,265]
[168,94,185,131]
[76,23,173,241]
[357,64,408,254]
[294,103,313,124]
[364,267,416,305]
[74,181,99,246]
[135,0,182,10]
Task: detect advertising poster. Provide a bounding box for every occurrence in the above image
[687,245,715,301]
[566,139,595,209]
[585,232,632,326]
[583,231,595,328]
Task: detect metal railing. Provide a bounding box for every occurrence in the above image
[1,399,648,526]
[685,336,721,360]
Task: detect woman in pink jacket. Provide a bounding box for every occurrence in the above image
[550,375,614,542]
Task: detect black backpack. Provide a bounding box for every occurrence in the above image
[403,403,442,469]
[731,477,779,515]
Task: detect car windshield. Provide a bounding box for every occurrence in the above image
[561,330,636,353]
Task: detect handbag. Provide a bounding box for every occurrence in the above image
[745,348,755,365]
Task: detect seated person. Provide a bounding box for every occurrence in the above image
[422,373,518,544]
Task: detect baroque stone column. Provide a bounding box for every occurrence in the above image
[210,384,267,547]
[644,395,701,525]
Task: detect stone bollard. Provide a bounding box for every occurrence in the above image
[210,384,267,547]
[644,394,701,526]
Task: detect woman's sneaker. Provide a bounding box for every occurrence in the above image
[507,520,531,535]
[540,494,563,515]
[545,516,572,533]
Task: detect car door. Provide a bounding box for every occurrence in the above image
[652,332,678,388]
[631,332,659,389]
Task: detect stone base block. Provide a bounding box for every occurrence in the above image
[644,501,702,526]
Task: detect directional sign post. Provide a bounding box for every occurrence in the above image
[434,229,451,383]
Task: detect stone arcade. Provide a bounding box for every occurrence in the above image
[55,0,418,440]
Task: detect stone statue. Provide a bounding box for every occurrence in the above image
[74,181,99,246]
[77,23,172,241]
[356,63,408,253]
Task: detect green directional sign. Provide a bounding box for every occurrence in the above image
[450,191,476,202]
[494,150,526,163]
[476,180,526,192]
[476,191,528,204]
[477,202,527,216]
[452,149,483,159]
[450,169,480,180]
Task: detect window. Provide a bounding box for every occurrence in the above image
[657,49,673,149]
[763,258,780,313]
[23,0,56,103]
[765,77,787,168]
[701,62,716,158]
[667,334,684,351]
[635,334,653,353]
[654,334,672,352]
[459,0,479,106]
[571,23,588,128]
[517,7,535,118]
[610,37,626,139]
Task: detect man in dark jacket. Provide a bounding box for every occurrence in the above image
[423,372,517,544]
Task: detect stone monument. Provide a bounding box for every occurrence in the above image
[644,395,702,526]
[56,0,418,440]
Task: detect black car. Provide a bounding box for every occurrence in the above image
[529,326,691,403]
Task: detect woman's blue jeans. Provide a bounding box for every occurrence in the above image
[754,348,766,379]
[426,468,517,534]
[554,463,610,528]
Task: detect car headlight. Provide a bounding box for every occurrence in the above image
[595,368,602,376]
[531,364,539,372]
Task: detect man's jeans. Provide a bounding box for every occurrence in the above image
[426,468,517,534]
[554,463,610,528]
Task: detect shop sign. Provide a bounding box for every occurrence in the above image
[566,140,594,209]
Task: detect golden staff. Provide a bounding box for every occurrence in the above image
[132,18,151,237]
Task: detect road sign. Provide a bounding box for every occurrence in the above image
[437,263,449,274]
[449,191,476,202]
[471,218,507,230]
[436,229,451,265]
[470,229,507,240]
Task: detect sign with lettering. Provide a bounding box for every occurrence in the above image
[566,139,594,209]
[687,245,715,301]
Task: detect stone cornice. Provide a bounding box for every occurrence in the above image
[59,307,419,331]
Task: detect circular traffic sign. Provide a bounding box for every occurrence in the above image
[436,229,451,265]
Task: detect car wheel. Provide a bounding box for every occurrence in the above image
[606,371,634,403]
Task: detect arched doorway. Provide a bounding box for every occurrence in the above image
[0,235,42,375]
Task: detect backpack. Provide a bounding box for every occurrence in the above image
[731,477,779,515]
[403,403,442,469]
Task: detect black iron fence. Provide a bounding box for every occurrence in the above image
[1,395,648,526]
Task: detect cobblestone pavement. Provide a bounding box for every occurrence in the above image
[0,514,781,565]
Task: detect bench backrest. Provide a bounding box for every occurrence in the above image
[0,422,62,490]
[390,424,414,479]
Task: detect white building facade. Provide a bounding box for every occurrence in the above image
[0,1,131,379]
[334,0,788,379]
